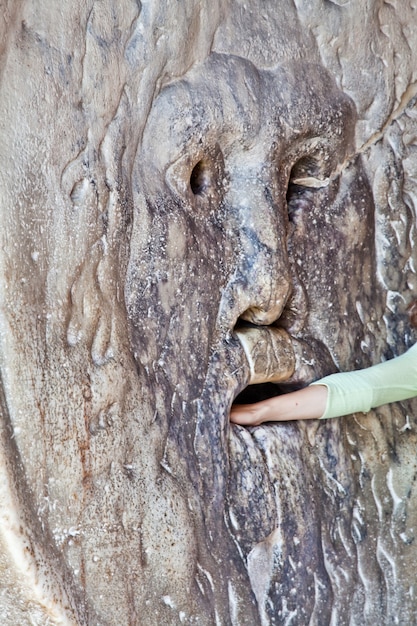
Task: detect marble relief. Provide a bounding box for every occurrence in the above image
[0,1,417,624]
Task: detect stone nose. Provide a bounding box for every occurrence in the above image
[225,172,292,327]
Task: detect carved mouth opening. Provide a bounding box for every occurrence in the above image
[232,320,299,406]
[232,321,337,408]
[233,380,302,405]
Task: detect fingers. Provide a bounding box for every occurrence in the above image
[229,404,264,426]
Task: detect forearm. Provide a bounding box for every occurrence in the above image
[312,343,417,419]
[230,343,417,425]
[230,385,328,426]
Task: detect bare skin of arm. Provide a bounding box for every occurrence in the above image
[230,385,328,426]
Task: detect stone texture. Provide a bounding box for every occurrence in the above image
[0,1,416,624]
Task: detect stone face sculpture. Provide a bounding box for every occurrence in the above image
[1,1,417,625]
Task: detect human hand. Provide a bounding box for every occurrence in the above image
[229,402,271,426]
[230,385,328,426]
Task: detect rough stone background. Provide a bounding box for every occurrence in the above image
[0,1,417,624]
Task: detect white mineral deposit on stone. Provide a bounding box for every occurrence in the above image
[280,597,297,625]
[318,457,347,496]
[227,581,240,625]
[386,467,404,514]
[162,596,175,609]
[399,531,412,545]
[371,474,384,522]
[355,299,365,322]
[377,540,397,581]
[386,289,404,312]
[399,414,412,432]
[228,507,240,531]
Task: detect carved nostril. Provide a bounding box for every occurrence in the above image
[240,306,279,326]
[239,276,292,326]
[190,160,210,195]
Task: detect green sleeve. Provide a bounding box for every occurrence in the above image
[310,343,417,419]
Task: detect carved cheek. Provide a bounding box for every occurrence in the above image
[285,161,376,364]
[125,187,230,388]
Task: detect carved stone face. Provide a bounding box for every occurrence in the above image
[126,53,371,410]
[123,57,381,622]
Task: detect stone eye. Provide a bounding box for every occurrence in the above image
[286,156,321,223]
[289,154,320,182]
[190,159,211,195]
[286,183,315,224]
[186,146,226,204]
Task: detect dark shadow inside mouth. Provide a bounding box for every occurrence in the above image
[233,381,304,405]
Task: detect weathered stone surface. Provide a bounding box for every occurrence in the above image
[0,1,416,624]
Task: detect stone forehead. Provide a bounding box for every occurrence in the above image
[142,53,355,162]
